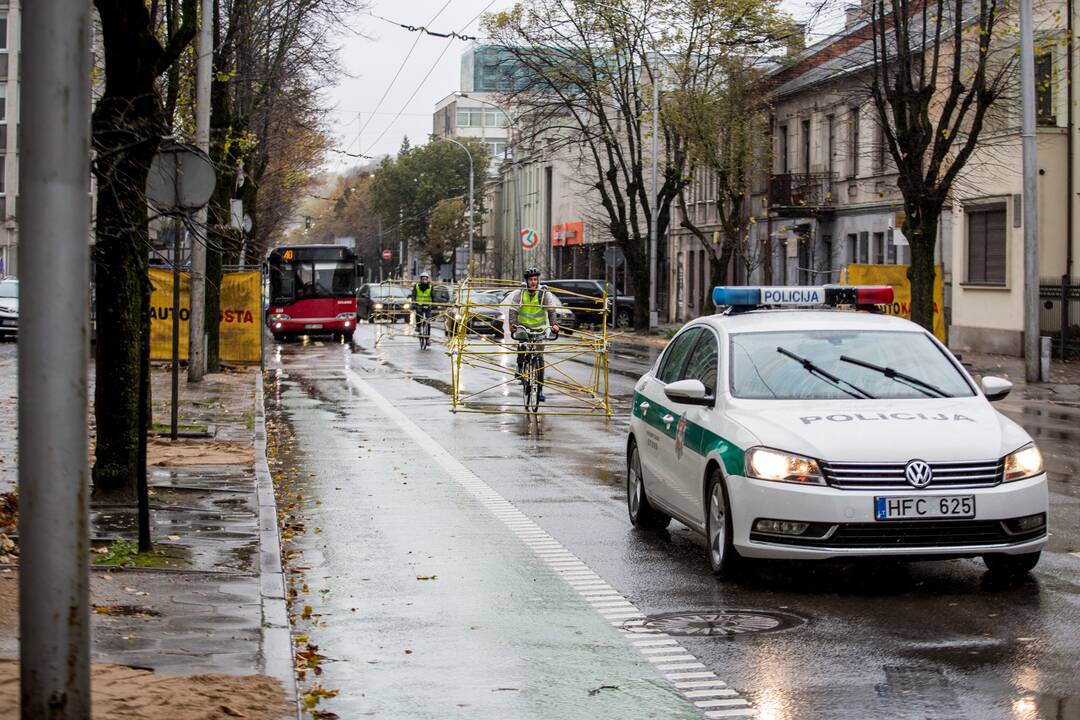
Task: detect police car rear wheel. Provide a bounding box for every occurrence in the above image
[627,442,670,530]
[706,469,743,578]
[982,551,1040,576]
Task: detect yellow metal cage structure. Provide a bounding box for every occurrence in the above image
[448,277,612,417]
[367,280,454,349]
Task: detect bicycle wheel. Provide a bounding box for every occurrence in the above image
[525,355,541,414]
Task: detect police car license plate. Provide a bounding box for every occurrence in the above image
[305,323,323,329]
[874,495,975,520]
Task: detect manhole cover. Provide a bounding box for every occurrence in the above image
[627,609,806,637]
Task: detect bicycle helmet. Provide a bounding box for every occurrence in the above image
[419,270,431,279]
[523,267,541,279]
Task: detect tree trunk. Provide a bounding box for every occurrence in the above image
[620,235,650,330]
[905,206,939,331]
[90,36,163,501]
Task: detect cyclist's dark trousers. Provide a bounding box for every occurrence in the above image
[415,305,432,329]
[516,344,544,387]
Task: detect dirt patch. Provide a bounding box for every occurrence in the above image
[0,572,15,635]
[147,439,254,467]
[0,658,291,719]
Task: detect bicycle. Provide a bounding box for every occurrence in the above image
[416,306,432,350]
[514,326,555,414]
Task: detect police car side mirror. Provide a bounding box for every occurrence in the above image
[980,376,1012,402]
[664,379,713,406]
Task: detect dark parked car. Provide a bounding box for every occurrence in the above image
[446,290,506,339]
[544,279,634,328]
[357,283,413,322]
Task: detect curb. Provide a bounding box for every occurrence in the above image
[254,371,298,717]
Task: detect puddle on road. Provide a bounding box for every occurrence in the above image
[412,377,454,395]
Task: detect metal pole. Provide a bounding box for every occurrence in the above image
[649,53,660,330]
[1021,0,1040,381]
[19,1,92,716]
[468,160,475,278]
[172,223,181,439]
[189,0,212,381]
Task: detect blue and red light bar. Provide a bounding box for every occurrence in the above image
[712,285,894,308]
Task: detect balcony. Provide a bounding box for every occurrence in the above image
[769,173,837,216]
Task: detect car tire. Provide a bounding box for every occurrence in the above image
[983,551,1040,576]
[616,308,633,328]
[626,441,671,530]
[706,467,744,579]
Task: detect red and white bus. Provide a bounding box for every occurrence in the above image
[265,244,363,342]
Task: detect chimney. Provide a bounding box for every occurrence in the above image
[786,23,806,57]
[845,4,865,28]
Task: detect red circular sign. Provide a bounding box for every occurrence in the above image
[381,249,392,260]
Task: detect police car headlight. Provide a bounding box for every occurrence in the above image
[1003,444,1043,482]
[403,302,412,310]
[374,302,384,310]
[745,447,824,485]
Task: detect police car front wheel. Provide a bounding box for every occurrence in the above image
[627,442,670,530]
[706,469,744,578]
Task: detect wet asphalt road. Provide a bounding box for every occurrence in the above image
[265,324,1080,720]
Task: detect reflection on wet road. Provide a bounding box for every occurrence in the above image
[266,327,1080,720]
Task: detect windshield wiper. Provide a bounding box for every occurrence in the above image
[839,355,949,398]
[777,347,876,399]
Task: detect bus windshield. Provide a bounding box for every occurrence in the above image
[270,261,354,302]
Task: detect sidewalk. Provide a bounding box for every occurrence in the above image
[0,357,295,719]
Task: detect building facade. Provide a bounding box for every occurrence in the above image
[1,1,19,277]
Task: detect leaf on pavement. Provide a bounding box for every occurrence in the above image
[415,575,437,581]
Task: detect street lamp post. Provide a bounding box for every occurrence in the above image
[434,135,474,280]
[456,92,523,278]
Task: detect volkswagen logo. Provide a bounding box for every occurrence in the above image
[905,460,933,488]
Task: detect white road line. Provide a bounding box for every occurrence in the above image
[345,367,754,718]
[1071,551,1080,559]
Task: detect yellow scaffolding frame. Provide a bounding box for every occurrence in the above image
[367,280,454,348]
[448,277,612,417]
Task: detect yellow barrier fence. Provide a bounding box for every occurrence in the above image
[148,268,261,364]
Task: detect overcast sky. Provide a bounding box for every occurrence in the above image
[321,0,840,173]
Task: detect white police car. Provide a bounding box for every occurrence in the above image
[626,285,1048,578]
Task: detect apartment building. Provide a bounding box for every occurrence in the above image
[0,1,19,277]
[670,1,1078,354]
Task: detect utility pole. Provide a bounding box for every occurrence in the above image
[19,1,92,717]
[648,52,660,330]
[1020,0,1040,381]
[189,0,212,381]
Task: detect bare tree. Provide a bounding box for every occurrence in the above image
[865,0,1014,328]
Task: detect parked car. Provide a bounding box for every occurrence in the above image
[544,279,634,328]
[357,283,412,322]
[0,278,18,339]
[445,290,506,339]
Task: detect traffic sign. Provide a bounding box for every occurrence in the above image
[520,228,540,250]
[381,249,392,260]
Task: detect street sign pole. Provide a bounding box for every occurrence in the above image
[19,1,93,716]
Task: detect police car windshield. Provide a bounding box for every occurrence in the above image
[731,330,974,400]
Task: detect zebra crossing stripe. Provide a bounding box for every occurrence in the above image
[345,368,755,718]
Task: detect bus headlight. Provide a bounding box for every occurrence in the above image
[745,447,824,485]
[271,313,290,321]
[336,313,354,319]
[1003,444,1043,482]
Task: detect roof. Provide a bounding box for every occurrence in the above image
[688,309,925,335]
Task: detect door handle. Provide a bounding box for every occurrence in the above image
[662,414,675,428]
[638,401,650,416]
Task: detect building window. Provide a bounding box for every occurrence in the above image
[1036,51,1055,126]
[966,204,1007,284]
[848,107,860,178]
[858,231,869,263]
[886,229,897,263]
[873,232,885,263]
[801,119,811,175]
[456,109,483,127]
[778,125,788,174]
[0,86,6,123]
[846,233,857,263]
[0,12,7,52]
[0,155,5,195]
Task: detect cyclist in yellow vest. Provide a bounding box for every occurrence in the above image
[410,271,434,335]
[507,267,560,401]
